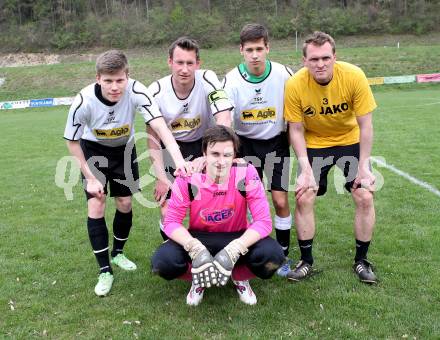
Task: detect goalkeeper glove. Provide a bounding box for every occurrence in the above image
[184,238,217,288]
[213,239,248,286]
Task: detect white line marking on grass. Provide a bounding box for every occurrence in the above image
[372,157,440,198]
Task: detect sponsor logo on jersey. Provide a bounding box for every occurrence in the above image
[182,103,189,113]
[303,106,316,117]
[93,124,130,139]
[240,107,276,122]
[170,116,201,132]
[255,88,261,94]
[200,205,234,224]
[213,191,227,197]
[319,102,349,115]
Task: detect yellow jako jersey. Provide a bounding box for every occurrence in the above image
[284,61,377,148]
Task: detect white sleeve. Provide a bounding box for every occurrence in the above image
[147,80,161,98]
[202,70,234,115]
[284,65,294,79]
[132,80,163,124]
[222,74,237,116]
[64,93,86,141]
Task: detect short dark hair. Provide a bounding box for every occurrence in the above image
[240,23,269,46]
[202,125,239,156]
[303,31,336,57]
[96,50,129,75]
[168,37,200,60]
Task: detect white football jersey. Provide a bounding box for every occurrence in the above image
[148,69,233,142]
[223,61,293,140]
[64,78,162,147]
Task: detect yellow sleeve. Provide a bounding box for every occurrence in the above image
[283,77,303,123]
[352,69,377,116]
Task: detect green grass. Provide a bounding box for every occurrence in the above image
[1,41,440,338]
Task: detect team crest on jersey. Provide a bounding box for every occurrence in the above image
[170,116,201,132]
[104,110,116,124]
[200,205,234,224]
[240,107,276,122]
[93,124,130,139]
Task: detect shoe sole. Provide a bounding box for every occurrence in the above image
[95,288,112,297]
[111,261,137,271]
[96,292,110,297]
[353,269,378,284]
[287,268,321,282]
[359,278,378,284]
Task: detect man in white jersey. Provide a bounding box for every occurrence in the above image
[223,24,294,277]
[147,37,233,239]
[64,50,189,296]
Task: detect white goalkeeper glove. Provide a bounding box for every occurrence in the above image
[213,239,248,286]
[184,238,218,288]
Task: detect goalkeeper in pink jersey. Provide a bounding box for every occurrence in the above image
[151,125,284,306]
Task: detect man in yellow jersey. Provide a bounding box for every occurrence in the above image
[284,31,378,284]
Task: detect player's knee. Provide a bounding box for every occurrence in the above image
[151,252,187,280]
[272,196,289,213]
[115,196,132,213]
[296,190,316,209]
[353,189,374,209]
[88,197,106,217]
[248,239,285,279]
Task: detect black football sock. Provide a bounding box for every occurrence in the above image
[355,239,371,262]
[111,210,132,258]
[298,238,314,266]
[87,217,112,274]
[275,214,292,257]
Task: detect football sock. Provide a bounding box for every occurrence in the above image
[111,210,132,258]
[87,217,112,274]
[355,239,371,262]
[275,214,292,257]
[298,238,314,265]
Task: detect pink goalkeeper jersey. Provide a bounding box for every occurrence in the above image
[163,164,272,238]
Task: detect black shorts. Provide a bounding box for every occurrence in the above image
[80,139,139,199]
[161,138,204,199]
[305,143,360,196]
[237,132,290,192]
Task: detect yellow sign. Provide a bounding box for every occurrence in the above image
[93,124,130,139]
[170,116,201,131]
[240,107,276,122]
[367,77,384,85]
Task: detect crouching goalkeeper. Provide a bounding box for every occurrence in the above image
[151,126,284,305]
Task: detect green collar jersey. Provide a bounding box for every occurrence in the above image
[238,60,271,83]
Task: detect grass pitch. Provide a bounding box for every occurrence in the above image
[1,42,440,338]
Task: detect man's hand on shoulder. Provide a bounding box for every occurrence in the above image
[173,160,193,177]
[189,156,206,173]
